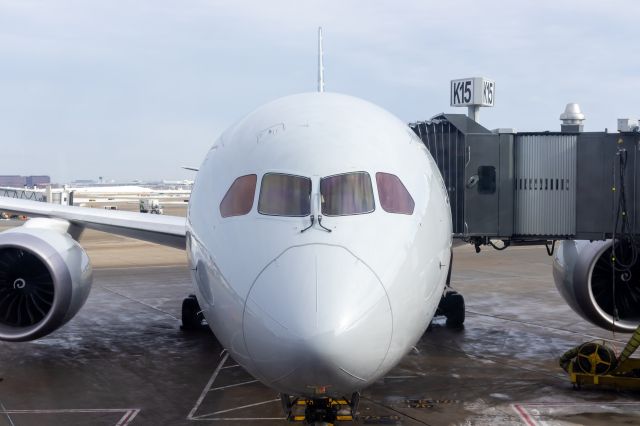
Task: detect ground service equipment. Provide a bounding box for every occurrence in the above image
[560,325,640,390]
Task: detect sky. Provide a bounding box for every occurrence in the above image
[1,0,639,182]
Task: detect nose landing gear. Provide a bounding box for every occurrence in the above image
[435,252,465,327]
[181,294,207,330]
[436,290,465,327]
[281,392,359,424]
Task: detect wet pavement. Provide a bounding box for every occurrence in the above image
[0,234,639,425]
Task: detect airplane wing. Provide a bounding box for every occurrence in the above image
[0,196,186,249]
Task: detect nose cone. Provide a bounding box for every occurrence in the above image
[243,245,392,397]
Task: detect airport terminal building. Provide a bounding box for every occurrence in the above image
[0,175,50,187]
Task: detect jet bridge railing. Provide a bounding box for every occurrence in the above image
[0,188,45,202]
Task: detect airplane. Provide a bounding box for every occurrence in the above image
[0,31,636,424]
[0,88,455,422]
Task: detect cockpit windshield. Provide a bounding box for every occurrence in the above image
[320,172,375,216]
[258,173,312,216]
[376,172,415,215]
[219,174,257,218]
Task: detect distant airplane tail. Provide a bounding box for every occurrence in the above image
[318,27,324,93]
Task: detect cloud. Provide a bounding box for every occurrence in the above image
[0,0,639,180]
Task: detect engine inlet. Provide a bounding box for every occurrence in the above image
[0,248,54,328]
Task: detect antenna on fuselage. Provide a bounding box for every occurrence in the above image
[317,27,324,93]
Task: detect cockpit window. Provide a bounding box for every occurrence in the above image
[376,172,415,215]
[258,173,312,216]
[320,172,375,216]
[220,174,257,218]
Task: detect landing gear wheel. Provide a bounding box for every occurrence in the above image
[445,291,465,327]
[181,294,206,330]
[438,291,465,328]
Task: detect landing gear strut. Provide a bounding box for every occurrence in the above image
[281,392,359,424]
[181,294,207,330]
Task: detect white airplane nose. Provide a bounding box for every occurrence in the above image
[242,244,392,397]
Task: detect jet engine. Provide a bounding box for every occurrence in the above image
[0,218,92,341]
[553,239,640,333]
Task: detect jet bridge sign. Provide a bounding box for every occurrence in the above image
[450,77,495,107]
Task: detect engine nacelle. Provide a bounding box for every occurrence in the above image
[553,240,640,333]
[0,219,92,341]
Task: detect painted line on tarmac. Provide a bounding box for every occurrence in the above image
[187,352,285,422]
[512,404,536,426]
[0,400,15,426]
[210,379,258,392]
[100,285,180,320]
[188,351,229,420]
[466,310,628,344]
[202,399,280,417]
[220,364,240,369]
[189,417,285,422]
[115,409,141,426]
[0,408,140,426]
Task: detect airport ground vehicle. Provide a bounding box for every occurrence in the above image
[139,198,163,214]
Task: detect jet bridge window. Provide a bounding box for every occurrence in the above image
[320,172,375,216]
[376,172,415,215]
[477,166,496,194]
[258,173,312,216]
[220,174,257,218]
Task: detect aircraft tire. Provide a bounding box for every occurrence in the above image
[181,295,204,330]
[444,291,465,328]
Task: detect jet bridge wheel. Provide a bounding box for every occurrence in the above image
[181,294,206,330]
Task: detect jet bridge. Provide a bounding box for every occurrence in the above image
[409,114,640,247]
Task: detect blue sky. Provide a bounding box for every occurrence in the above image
[1,0,639,182]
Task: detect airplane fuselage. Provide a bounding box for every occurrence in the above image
[186,92,452,397]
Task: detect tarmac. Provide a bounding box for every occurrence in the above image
[0,219,639,425]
